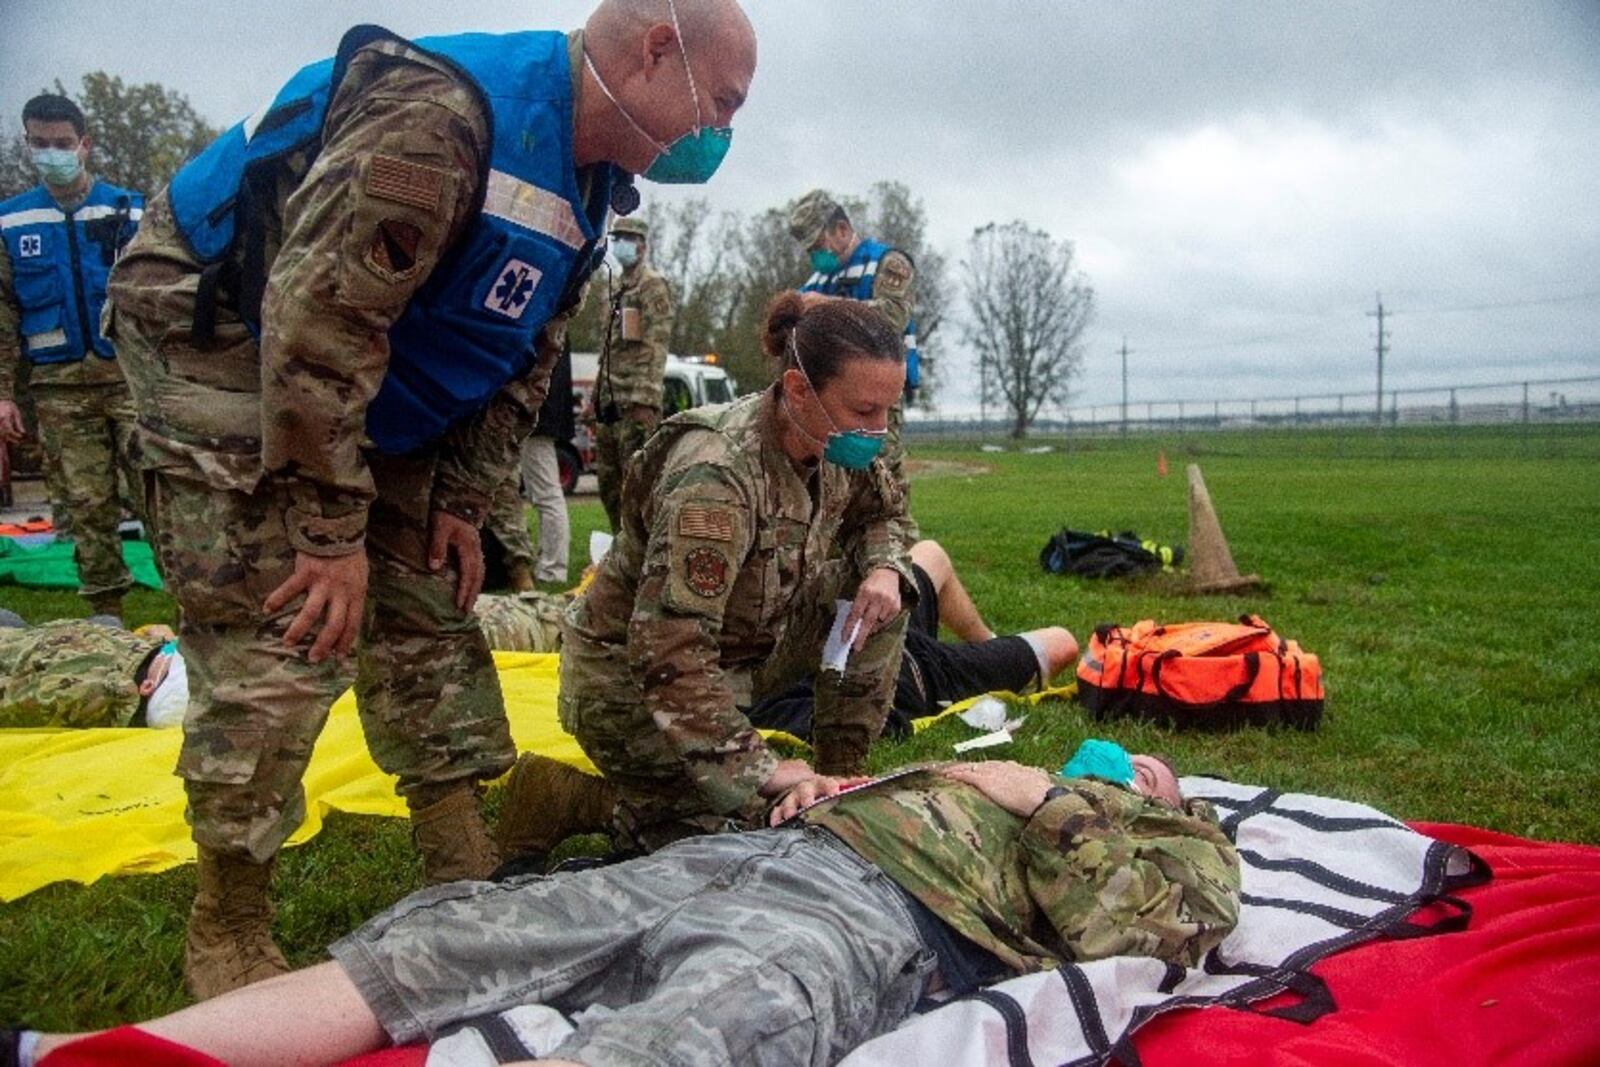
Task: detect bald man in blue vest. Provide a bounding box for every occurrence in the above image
[105,0,756,999]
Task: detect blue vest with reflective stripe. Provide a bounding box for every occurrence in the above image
[0,180,143,363]
[798,236,919,388]
[166,26,615,454]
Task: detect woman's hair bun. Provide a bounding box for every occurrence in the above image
[762,291,806,361]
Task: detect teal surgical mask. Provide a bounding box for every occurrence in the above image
[808,248,841,275]
[1061,738,1135,786]
[612,238,640,268]
[32,146,83,187]
[783,332,887,471]
[583,0,733,186]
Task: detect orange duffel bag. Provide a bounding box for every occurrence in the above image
[1076,615,1323,729]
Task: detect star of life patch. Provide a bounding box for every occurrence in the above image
[485,258,543,320]
[682,546,731,598]
[677,505,735,543]
[18,234,42,258]
[366,154,446,213]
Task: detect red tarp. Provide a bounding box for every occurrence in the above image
[39,824,1600,1067]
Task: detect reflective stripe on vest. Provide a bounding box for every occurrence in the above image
[166,26,616,455]
[0,181,143,364]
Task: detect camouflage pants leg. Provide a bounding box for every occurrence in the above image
[147,471,349,862]
[473,591,567,653]
[751,560,909,775]
[483,476,536,572]
[330,827,935,1064]
[558,633,764,853]
[33,382,140,601]
[593,419,652,533]
[881,399,919,543]
[355,454,516,803]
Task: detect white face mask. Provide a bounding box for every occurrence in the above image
[144,649,189,728]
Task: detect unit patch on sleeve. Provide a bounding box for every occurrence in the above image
[682,547,731,598]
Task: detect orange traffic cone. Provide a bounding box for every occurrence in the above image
[1186,464,1261,594]
[1157,450,1169,478]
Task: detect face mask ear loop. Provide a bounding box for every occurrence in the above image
[583,49,670,156]
[664,0,704,132]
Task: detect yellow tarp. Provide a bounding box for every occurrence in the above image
[0,651,1071,903]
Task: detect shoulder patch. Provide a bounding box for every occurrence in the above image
[877,252,914,297]
[682,546,731,598]
[366,154,446,213]
[678,505,735,542]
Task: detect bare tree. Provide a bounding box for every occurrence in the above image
[962,221,1094,438]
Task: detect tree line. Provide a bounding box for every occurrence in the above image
[4,74,1099,437]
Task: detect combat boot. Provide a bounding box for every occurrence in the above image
[85,591,123,624]
[183,848,289,1001]
[496,753,619,870]
[507,562,536,593]
[410,782,500,884]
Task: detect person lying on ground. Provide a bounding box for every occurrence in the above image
[0,609,184,728]
[497,537,1079,866]
[7,744,1239,1067]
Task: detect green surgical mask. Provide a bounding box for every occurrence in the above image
[1061,738,1135,786]
[808,248,841,274]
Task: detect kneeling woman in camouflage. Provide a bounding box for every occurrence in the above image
[560,292,914,851]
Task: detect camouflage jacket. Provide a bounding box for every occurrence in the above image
[0,621,163,728]
[804,767,1241,974]
[596,265,674,414]
[473,590,569,653]
[565,388,913,812]
[105,33,591,552]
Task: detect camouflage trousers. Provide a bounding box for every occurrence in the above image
[146,453,516,863]
[33,381,143,602]
[330,825,935,1066]
[593,416,654,533]
[560,560,908,852]
[473,590,568,653]
[882,400,919,543]
[482,436,570,582]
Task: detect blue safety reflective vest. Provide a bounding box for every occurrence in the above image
[799,237,919,390]
[0,180,143,363]
[166,26,616,455]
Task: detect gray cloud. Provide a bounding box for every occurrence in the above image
[3,1,1595,413]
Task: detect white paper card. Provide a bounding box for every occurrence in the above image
[589,530,614,565]
[821,599,863,673]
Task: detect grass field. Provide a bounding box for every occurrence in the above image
[3,423,1598,1028]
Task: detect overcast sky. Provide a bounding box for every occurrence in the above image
[4,1,1597,416]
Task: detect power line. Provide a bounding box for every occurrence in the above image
[1390,290,1600,315]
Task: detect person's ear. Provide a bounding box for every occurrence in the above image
[780,366,809,401]
[643,22,678,76]
[78,135,93,157]
[139,677,157,697]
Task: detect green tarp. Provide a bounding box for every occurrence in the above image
[0,538,163,590]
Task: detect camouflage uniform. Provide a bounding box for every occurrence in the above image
[592,217,674,531]
[472,589,568,653]
[560,388,913,851]
[104,36,601,864]
[0,618,163,728]
[804,767,1241,972]
[328,774,1239,1064]
[0,185,143,610]
[788,189,917,533]
[483,475,538,576]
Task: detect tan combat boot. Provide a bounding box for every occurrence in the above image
[85,591,124,622]
[496,753,619,869]
[184,848,289,1001]
[507,562,536,593]
[410,783,500,884]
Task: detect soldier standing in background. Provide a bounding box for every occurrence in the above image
[0,94,144,620]
[104,0,756,999]
[789,188,919,534]
[589,215,675,532]
[484,340,576,591]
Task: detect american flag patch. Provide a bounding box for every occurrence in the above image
[678,506,735,542]
[366,154,446,213]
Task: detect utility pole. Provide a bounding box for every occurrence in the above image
[1367,293,1387,426]
[1119,336,1131,436]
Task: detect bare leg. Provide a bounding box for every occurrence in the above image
[33,961,387,1067]
[908,539,994,642]
[1020,626,1079,684]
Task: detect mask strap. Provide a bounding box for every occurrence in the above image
[583,50,670,155]
[664,0,705,132]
